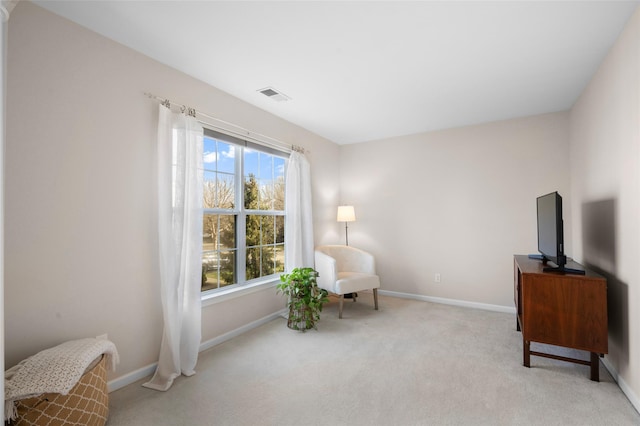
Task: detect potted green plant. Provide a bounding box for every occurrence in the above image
[277,267,329,331]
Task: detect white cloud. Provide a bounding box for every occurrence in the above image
[203,151,218,163]
[222,145,236,159]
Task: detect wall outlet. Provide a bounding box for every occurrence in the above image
[96,333,108,341]
[434,273,441,283]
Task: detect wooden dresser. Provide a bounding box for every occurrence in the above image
[513,255,607,381]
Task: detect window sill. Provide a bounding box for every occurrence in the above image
[201,277,280,307]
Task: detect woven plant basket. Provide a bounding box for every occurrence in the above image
[287,301,315,331]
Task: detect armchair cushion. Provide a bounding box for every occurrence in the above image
[335,272,380,295]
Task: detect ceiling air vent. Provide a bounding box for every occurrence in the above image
[258,87,291,102]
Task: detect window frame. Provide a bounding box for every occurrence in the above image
[200,127,288,299]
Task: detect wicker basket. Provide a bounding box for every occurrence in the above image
[287,303,316,330]
[10,356,109,426]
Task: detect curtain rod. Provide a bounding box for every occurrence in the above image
[144,92,306,154]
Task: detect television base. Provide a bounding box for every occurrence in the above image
[527,254,585,275]
[542,265,586,275]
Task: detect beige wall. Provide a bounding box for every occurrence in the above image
[338,112,571,308]
[569,7,640,409]
[6,1,639,409]
[5,2,340,379]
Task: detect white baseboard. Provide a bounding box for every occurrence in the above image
[107,363,157,393]
[198,309,287,352]
[107,309,287,392]
[378,289,516,314]
[602,357,640,415]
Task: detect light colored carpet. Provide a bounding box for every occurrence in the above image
[107,294,639,425]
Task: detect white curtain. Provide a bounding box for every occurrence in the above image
[1,2,11,418]
[284,151,314,271]
[143,105,203,391]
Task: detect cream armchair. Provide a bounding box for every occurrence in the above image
[314,245,380,318]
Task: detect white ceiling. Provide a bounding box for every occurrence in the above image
[33,0,638,145]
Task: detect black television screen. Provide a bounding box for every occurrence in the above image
[534,191,584,274]
[537,191,565,266]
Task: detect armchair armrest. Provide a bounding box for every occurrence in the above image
[314,250,338,293]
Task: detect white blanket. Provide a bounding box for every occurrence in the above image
[5,338,119,421]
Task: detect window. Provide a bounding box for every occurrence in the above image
[201,129,286,292]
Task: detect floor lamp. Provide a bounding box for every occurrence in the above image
[337,205,356,246]
[337,205,357,299]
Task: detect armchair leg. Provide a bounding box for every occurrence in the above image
[339,295,344,319]
[373,288,379,310]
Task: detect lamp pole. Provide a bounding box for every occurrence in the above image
[344,221,349,246]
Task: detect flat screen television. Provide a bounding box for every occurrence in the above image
[530,191,584,275]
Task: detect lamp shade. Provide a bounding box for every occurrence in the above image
[337,205,356,222]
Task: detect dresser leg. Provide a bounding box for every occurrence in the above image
[590,352,600,382]
[524,340,530,367]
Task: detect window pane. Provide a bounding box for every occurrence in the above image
[202,251,218,273]
[246,247,260,280]
[216,174,235,209]
[246,214,260,247]
[217,142,235,174]
[203,214,217,251]
[244,174,259,210]
[202,251,237,290]
[259,152,273,180]
[244,149,259,178]
[261,215,274,245]
[203,214,236,250]
[274,176,284,211]
[261,180,274,210]
[203,171,215,209]
[203,138,237,210]
[202,251,219,291]
[220,250,236,286]
[275,216,284,244]
[262,246,275,276]
[275,244,285,273]
[205,173,235,210]
[246,246,279,280]
[219,214,236,249]
[202,214,237,290]
[203,137,217,171]
[204,138,236,174]
[274,157,285,180]
[244,214,282,280]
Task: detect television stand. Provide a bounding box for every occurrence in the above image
[514,255,607,381]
